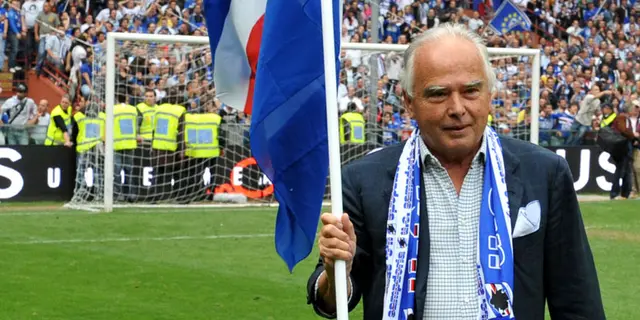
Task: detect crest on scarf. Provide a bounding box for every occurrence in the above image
[486,283,513,317]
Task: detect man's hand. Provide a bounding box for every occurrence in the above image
[64,141,73,148]
[319,213,357,286]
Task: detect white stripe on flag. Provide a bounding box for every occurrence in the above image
[213,0,267,112]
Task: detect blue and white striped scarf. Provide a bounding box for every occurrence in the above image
[382,127,515,320]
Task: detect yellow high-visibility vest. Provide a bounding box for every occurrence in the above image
[136,102,155,140]
[339,112,366,144]
[600,113,617,127]
[113,103,138,151]
[184,113,222,158]
[44,105,72,146]
[74,111,105,153]
[152,103,186,152]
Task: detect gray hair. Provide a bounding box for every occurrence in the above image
[400,23,496,99]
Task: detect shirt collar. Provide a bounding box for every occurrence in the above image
[419,127,488,168]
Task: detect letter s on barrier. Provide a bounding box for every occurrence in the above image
[0,148,25,199]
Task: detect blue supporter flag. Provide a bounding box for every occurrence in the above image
[488,0,532,36]
[206,0,341,272]
[251,0,341,272]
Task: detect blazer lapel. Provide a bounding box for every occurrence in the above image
[502,144,523,230]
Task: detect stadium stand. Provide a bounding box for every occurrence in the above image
[0,0,637,146]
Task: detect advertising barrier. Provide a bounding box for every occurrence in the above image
[0,144,623,202]
[0,146,76,201]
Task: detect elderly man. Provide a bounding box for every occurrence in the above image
[307,24,604,320]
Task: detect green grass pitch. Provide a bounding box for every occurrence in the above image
[0,201,638,319]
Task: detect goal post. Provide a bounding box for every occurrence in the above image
[66,32,541,212]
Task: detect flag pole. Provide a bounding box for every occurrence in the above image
[320,0,350,319]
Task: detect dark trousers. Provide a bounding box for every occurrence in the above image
[152,150,180,202]
[611,143,633,199]
[7,32,19,69]
[114,149,137,202]
[25,28,36,68]
[178,157,220,203]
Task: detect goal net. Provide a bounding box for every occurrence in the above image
[66,34,540,212]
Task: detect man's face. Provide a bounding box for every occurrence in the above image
[61,97,70,108]
[145,92,155,105]
[570,104,579,114]
[404,37,490,161]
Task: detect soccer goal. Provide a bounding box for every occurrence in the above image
[65,33,540,212]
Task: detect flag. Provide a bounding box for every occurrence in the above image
[206,0,341,272]
[251,0,341,272]
[488,0,531,36]
[204,0,267,114]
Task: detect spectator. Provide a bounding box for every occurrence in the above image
[27,99,49,144]
[22,0,43,69]
[1,83,37,145]
[7,0,25,72]
[34,1,60,76]
[568,85,612,145]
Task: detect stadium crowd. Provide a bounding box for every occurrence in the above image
[0,0,638,197]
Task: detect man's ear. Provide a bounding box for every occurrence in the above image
[402,90,413,117]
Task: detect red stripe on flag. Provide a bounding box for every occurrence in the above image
[244,14,265,115]
[409,278,415,293]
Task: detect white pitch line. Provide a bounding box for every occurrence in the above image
[3,233,273,245]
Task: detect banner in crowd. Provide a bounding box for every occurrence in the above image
[0,145,623,202]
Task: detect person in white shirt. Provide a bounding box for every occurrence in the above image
[96,0,122,22]
[338,86,364,113]
[21,0,44,68]
[1,84,37,145]
[120,0,142,17]
[27,99,49,144]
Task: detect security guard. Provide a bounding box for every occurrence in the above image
[136,89,157,144]
[113,92,141,202]
[600,104,617,128]
[339,102,366,144]
[45,95,74,147]
[182,101,225,202]
[151,88,186,202]
[73,101,106,197]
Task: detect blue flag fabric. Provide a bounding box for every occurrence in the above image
[250,0,341,272]
[488,0,532,36]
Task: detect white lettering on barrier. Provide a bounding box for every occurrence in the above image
[47,167,61,188]
[0,148,24,199]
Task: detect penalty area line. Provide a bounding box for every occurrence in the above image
[3,233,274,245]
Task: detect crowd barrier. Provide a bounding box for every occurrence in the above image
[0,144,623,202]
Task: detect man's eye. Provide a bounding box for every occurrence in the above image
[464,88,480,94]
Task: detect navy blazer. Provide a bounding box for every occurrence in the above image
[307,136,605,320]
